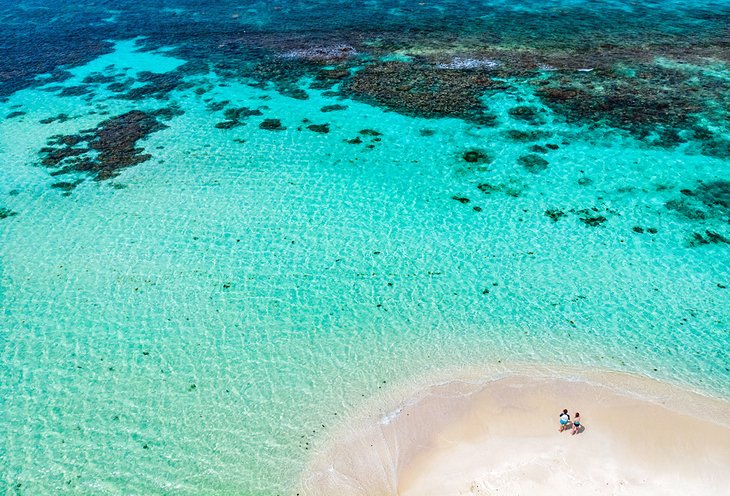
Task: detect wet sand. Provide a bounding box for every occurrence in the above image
[300,368,730,495]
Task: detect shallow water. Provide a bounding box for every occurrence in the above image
[1,1,729,494]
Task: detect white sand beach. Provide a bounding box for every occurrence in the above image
[299,368,730,495]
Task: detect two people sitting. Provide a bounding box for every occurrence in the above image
[558,408,582,435]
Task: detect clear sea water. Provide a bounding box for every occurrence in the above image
[1,1,728,494]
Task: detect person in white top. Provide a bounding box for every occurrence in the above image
[559,408,570,432]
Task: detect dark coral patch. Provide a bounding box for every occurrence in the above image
[320,104,348,113]
[518,154,549,173]
[59,85,91,97]
[359,129,382,136]
[688,230,730,247]
[545,209,565,221]
[307,124,330,133]
[260,118,285,131]
[505,130,553,142]
[579,215,608,227]
[82,73,117,85]
[665,180,730,223]
[700,139,730,160]
[214,107,262,130]
[215,120,242,129]
[117,71,187,101]
[310,68,350,90]
[342,62,503,125]
[38,109,171,182]
[6,111,26,119]
[51,181,81,192]
[477,182,522,197]
[665,199,707,220]
[39,113,70,124]
[225,107,263,120]
[508,106,545,125]
[462,150,491,164]
[0,208,18,219]
[695,181,730,213]
[207,100,230,112]
[534,65,730,158]
[452,196,470,204]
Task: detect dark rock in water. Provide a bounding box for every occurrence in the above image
[117,71,184,101]
[452,196,471,204]
[37,109,169,183]
[82,73,117,84]
[260,118,285,131]
[665,181,729,223]
[577,177,593,186]
[224,107,263,121]
[700,139,730,160]
[544,209,565,221]
[505,130,553,142]
[545,143,560,150]
[284,88,309,100]
[215,107,262,129]
[320,104,348,113]
[207,100,230,112]
[518,154,549,173]
[579,215,608,227]
[665,199,707,220]
[59,85,91,97]
[477,183,498,194]
[632,226,645,233]
[39,113,70,124]
[647,227,658,234]
[419,129,435,137]
[346,137,362,144]
[107,79,135,93]
[0,208,18,219]
[473,206,482,212]
[696,180,730,212]
[689,230,730,247]
[508,105,545,125]
[529,144,549,153]
[359,129,382,136]
[51,181,80,192]
[307,124,330,133]
[463,150,491,164]
[6,111,26,119]
[215,120,241,129]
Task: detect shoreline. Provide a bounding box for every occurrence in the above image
[299,366,730,495]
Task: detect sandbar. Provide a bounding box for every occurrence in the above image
[299,367,730,495]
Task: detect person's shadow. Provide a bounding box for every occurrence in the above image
[570,423,586,435]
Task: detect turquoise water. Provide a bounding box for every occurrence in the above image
[1,2,729,494]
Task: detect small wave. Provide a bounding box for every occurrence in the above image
[280,45,357,61]
[436,57,499,70]
[379,407,403,425]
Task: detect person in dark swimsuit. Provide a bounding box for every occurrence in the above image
[572,412,582,435]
